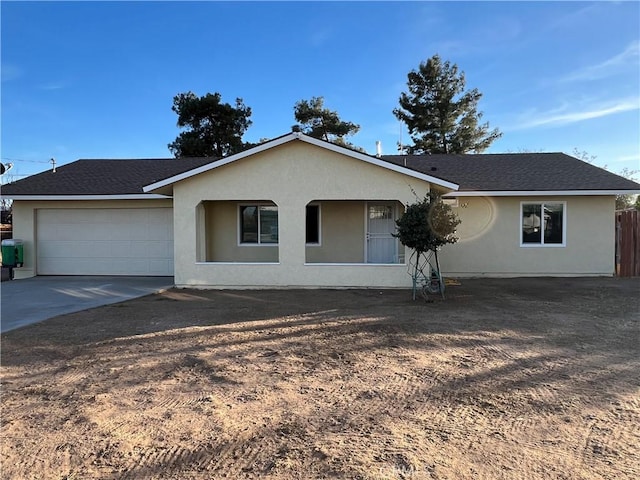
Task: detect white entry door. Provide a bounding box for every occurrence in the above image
[366,203,398,263]
[36,208,174,276]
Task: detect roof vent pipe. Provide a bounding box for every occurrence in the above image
[375,141,382,158]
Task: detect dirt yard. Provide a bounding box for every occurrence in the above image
[1,278,639,479]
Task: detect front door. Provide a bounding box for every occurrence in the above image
[367,203,398,263]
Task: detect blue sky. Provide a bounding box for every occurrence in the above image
[1,1,639,181]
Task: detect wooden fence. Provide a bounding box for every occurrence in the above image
[616,210,640,277]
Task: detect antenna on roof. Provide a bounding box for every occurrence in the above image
[50,157,57,173]
[398,121,405,155]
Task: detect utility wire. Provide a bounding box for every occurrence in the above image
[1,157,51,164]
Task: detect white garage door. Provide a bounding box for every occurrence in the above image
[36,208,174,276]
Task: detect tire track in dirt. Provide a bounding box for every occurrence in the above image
[352,371,426,417]
[580,407,640,478]
[416,412,584,480]
[152,392,218,410]
[207,434,274,475]
[1,444,48,478]
[56,367,89,387]
[479,342,516,361]
[118,444,196,479]
[116,433,281,478]
[519,383,566,412]
[100,415,154,446]
[0,398,41,421]
[417,403,494,442]
[414,402,584,469]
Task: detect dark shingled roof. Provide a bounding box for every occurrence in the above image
[0,157,215,196]
[2,151,639,197]
[381,153,640,192]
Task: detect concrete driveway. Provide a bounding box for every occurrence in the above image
[0,276,174,333]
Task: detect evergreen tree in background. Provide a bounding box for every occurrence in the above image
[394,55,501,154]
[169,92,252,157]
[293,96,361,150]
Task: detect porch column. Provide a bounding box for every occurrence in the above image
[277,201,306,271]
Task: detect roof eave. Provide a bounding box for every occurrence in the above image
[445,189,640,197]
[3,194,171,201]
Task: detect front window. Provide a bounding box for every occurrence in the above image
[240,205,278,244]
[521,202,565,246]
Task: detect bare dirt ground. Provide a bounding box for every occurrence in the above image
[1,277,639,480]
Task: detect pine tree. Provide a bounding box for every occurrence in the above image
[169,92,252,158]
[394,55,501,154]
[293,97,361,149]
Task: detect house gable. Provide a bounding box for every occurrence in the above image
[143,132,459,195]
[170,139,441,288]
[169,139,445,205]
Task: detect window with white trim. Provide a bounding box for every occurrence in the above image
[240,205,278,244]
[521,202,565,246]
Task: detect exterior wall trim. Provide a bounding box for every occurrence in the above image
[303,263,407,267]
[195,262,280,265]
[193,262,409,267]
[446,190,639,197]
[2,194,170,200]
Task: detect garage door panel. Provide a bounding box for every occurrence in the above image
[38,241,92,258]
[76,241,110,257]
[147,223,172,237]
[36,208,174,276]
[148,259,174,275]
[37,222,63,239]
[130,241,172,257]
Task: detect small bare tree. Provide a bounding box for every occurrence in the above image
[394,192,460,299]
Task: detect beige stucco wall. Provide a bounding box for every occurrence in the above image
[306,201,366,263]
[204,201,278,262]
[203,199,405,265]
[438,196,616,276]
[9,199,172,279]
[172,141,429,288]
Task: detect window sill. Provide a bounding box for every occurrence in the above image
[304,262,407,266]
[520,243,566,248]
[238,243,279,247]
[196,261,280,265]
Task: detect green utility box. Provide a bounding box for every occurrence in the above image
[1,239,24,267]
